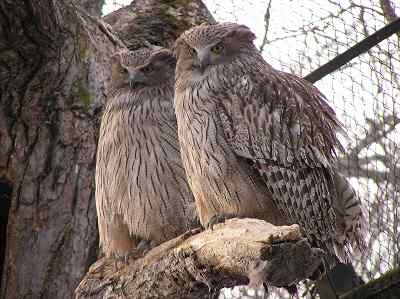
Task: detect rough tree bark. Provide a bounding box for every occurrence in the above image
[0,1,213,298]
[0,1,113,298]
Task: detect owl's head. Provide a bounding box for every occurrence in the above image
[110,47,176,89]
[173,22,256,75]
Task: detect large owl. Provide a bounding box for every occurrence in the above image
[173,23,365,268]
[95,47,195,258]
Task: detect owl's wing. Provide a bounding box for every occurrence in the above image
[218,70,348,264]
[219,70,344,170]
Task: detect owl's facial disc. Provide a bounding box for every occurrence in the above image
[126,58,173,87]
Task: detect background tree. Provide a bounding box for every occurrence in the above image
[0,1,213,298]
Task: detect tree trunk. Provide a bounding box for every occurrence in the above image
[0,1,213,298]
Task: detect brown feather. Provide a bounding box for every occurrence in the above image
[96,48,195,258]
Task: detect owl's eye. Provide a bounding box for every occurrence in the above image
[142,64,154,73]
[121,67,129,74]
[210,43,224,54]
[187,47,195,56]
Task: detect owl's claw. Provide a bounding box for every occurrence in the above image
[309,262,326,281]
[284,284,298,297]
[205,213,238,230]
[137,239,153,253]
[113,238,154,271]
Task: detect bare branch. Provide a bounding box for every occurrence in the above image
[335,112,400,184]
[348,115,400,157]
[72,2,127,49]
[337,158,391,184]
[259,0,273,53]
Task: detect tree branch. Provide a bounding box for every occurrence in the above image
[337,113,400,185]
[349,115,400,158]
[72,2,127,49]
[75,219,324,299]
[259,0,273,53]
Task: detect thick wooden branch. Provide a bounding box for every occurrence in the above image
[75,219,324,299]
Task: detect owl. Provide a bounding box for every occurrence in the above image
[173,23,365,268]
[95,47,195,258]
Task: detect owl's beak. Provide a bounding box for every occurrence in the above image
[197,49,211,72]
[128,70,146,85]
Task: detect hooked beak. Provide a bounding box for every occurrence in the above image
[127,70,146,87]
[196,49,211,72]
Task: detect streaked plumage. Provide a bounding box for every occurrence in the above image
[95,48,194,258]
[173,22,365,267]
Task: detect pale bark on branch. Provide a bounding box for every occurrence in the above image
[75,218,324,299]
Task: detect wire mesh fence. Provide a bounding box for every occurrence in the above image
[256,0,400,282]
[102,0,400,297]
[211,0,400,297]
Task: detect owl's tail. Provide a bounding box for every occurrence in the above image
[332,171,367,256]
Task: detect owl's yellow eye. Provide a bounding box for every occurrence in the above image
[211,43,224,54]
[188,47,195,56]
[142,64,154,73]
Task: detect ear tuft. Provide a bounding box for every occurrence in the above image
[142,41,166,53]
[225,24,256,42]
[110,52,122,63]
[111,49,130,65]
[198,21,210,27]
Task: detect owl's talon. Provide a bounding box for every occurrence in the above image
[309,262,326,280]
[112,238,154,270]
[137,239,153,253]
[284,284,298,297]
[206,213,237,230]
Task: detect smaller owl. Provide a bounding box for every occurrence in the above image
[95,47,195,258]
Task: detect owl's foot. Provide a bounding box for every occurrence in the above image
[113,239,154,270]
[136,239,153,253]
[284,285,298,297]
[206,213,238,230]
